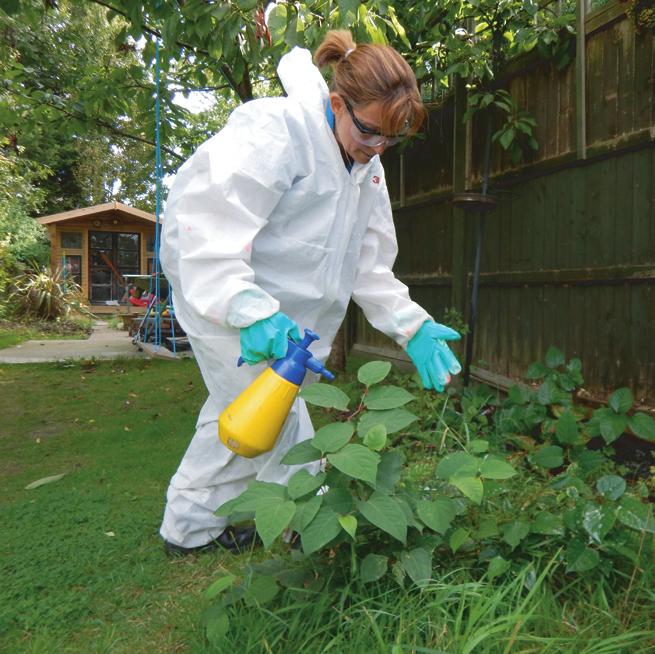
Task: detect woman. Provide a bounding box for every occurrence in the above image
[159,30,461,554]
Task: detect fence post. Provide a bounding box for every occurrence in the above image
[576,0,587,159]
[451,77,469,313]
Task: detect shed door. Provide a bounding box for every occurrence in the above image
[89,231,140,303]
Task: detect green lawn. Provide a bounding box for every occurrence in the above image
[1,358,653,653]
[0,319,93,349]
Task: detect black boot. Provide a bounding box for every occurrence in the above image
[164,525,259,556]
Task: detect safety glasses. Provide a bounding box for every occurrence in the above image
[344,98,405,148]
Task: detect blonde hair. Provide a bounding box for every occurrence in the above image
[314,30,426,136]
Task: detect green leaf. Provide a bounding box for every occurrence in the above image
[24,473,67,490]
[289,495,323,533]
[479,456,517,480]
[363,424,387,451]
[360,553,388,583]
[364,385,416,410]
[400,548,432,588]
[508,385,531,404]
[526,362,547,380]
[608,387,633,414]
[600,413,628,444]
[312,422,353,453]
[469,439,490,453]
[280,439,322,465]
[255,500,296,549]
[327,444,380,485]
[301,505,341,554]
[530,445,563,469]
[436,452,479,479]
[616,496,655,533]
[358,493,407,543]
[582,502,616,544]
[532,512,565,536]
[322,486,353,514]
[449,527,469,553]
[205,613,229,645]
[375,449,405,494]
[357,408,418,436]
[555,410,580,445]
[338,514,357,540]
[215,481,286,516]
[629,413,655,442]
[502,521,530,549]
[287,470,326,500]
[357,360,392,386]
[565,539,600,573]
[487,556,511,580]
[300,383,350,410]
[596,475,626,501]
[545,346,565,368]
[417,498,456,534]
[205,574,236,600]
[450,476,484,505]
[244,576,279,607]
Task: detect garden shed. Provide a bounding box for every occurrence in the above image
[37,201,158,313]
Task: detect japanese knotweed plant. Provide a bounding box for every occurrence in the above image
[484,346,655,576]
[214,360,518,588]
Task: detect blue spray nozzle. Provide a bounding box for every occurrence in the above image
[271,328,333,385]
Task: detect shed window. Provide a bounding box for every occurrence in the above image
[61,232,82,249]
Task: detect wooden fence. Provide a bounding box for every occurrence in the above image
[350,1,655,405]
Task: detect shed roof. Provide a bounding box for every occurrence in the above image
[37,201,156,226]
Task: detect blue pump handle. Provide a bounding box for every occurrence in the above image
[237,328,334,384]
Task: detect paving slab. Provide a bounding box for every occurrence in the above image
[0,321,174,364]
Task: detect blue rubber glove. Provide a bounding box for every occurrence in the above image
[406,320,462,391]
[239,311,301,365]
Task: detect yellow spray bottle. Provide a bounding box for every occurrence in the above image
[219,329,334,458]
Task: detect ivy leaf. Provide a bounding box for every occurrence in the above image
[608,387,633,414]
[629,413,655,442]
[399,548,432,588]
[255,500,296,549]
[616,496,655,533]
[300,505,342,554]
[327,444,380,485]
[363,424,387,451]
[479,456,517,480]
[357,408,418,436]
[287,470,326,500]
[360,553,388,583]
[364,385,416,410]
[565,539,600,573]
[300,384,350,410]
[416,498,456,534]
[312,422,353,453]
[357,361,392,386]
[280,439,322,465]
[555,410,580,445]
[450,476,484,505]
[358,493,407,543]
[596,475,626,501]
[338,514,357,540]
[530,445,563,469]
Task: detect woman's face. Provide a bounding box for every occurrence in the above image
[330,93,389,165]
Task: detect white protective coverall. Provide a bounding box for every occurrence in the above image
[159,47,431,548]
